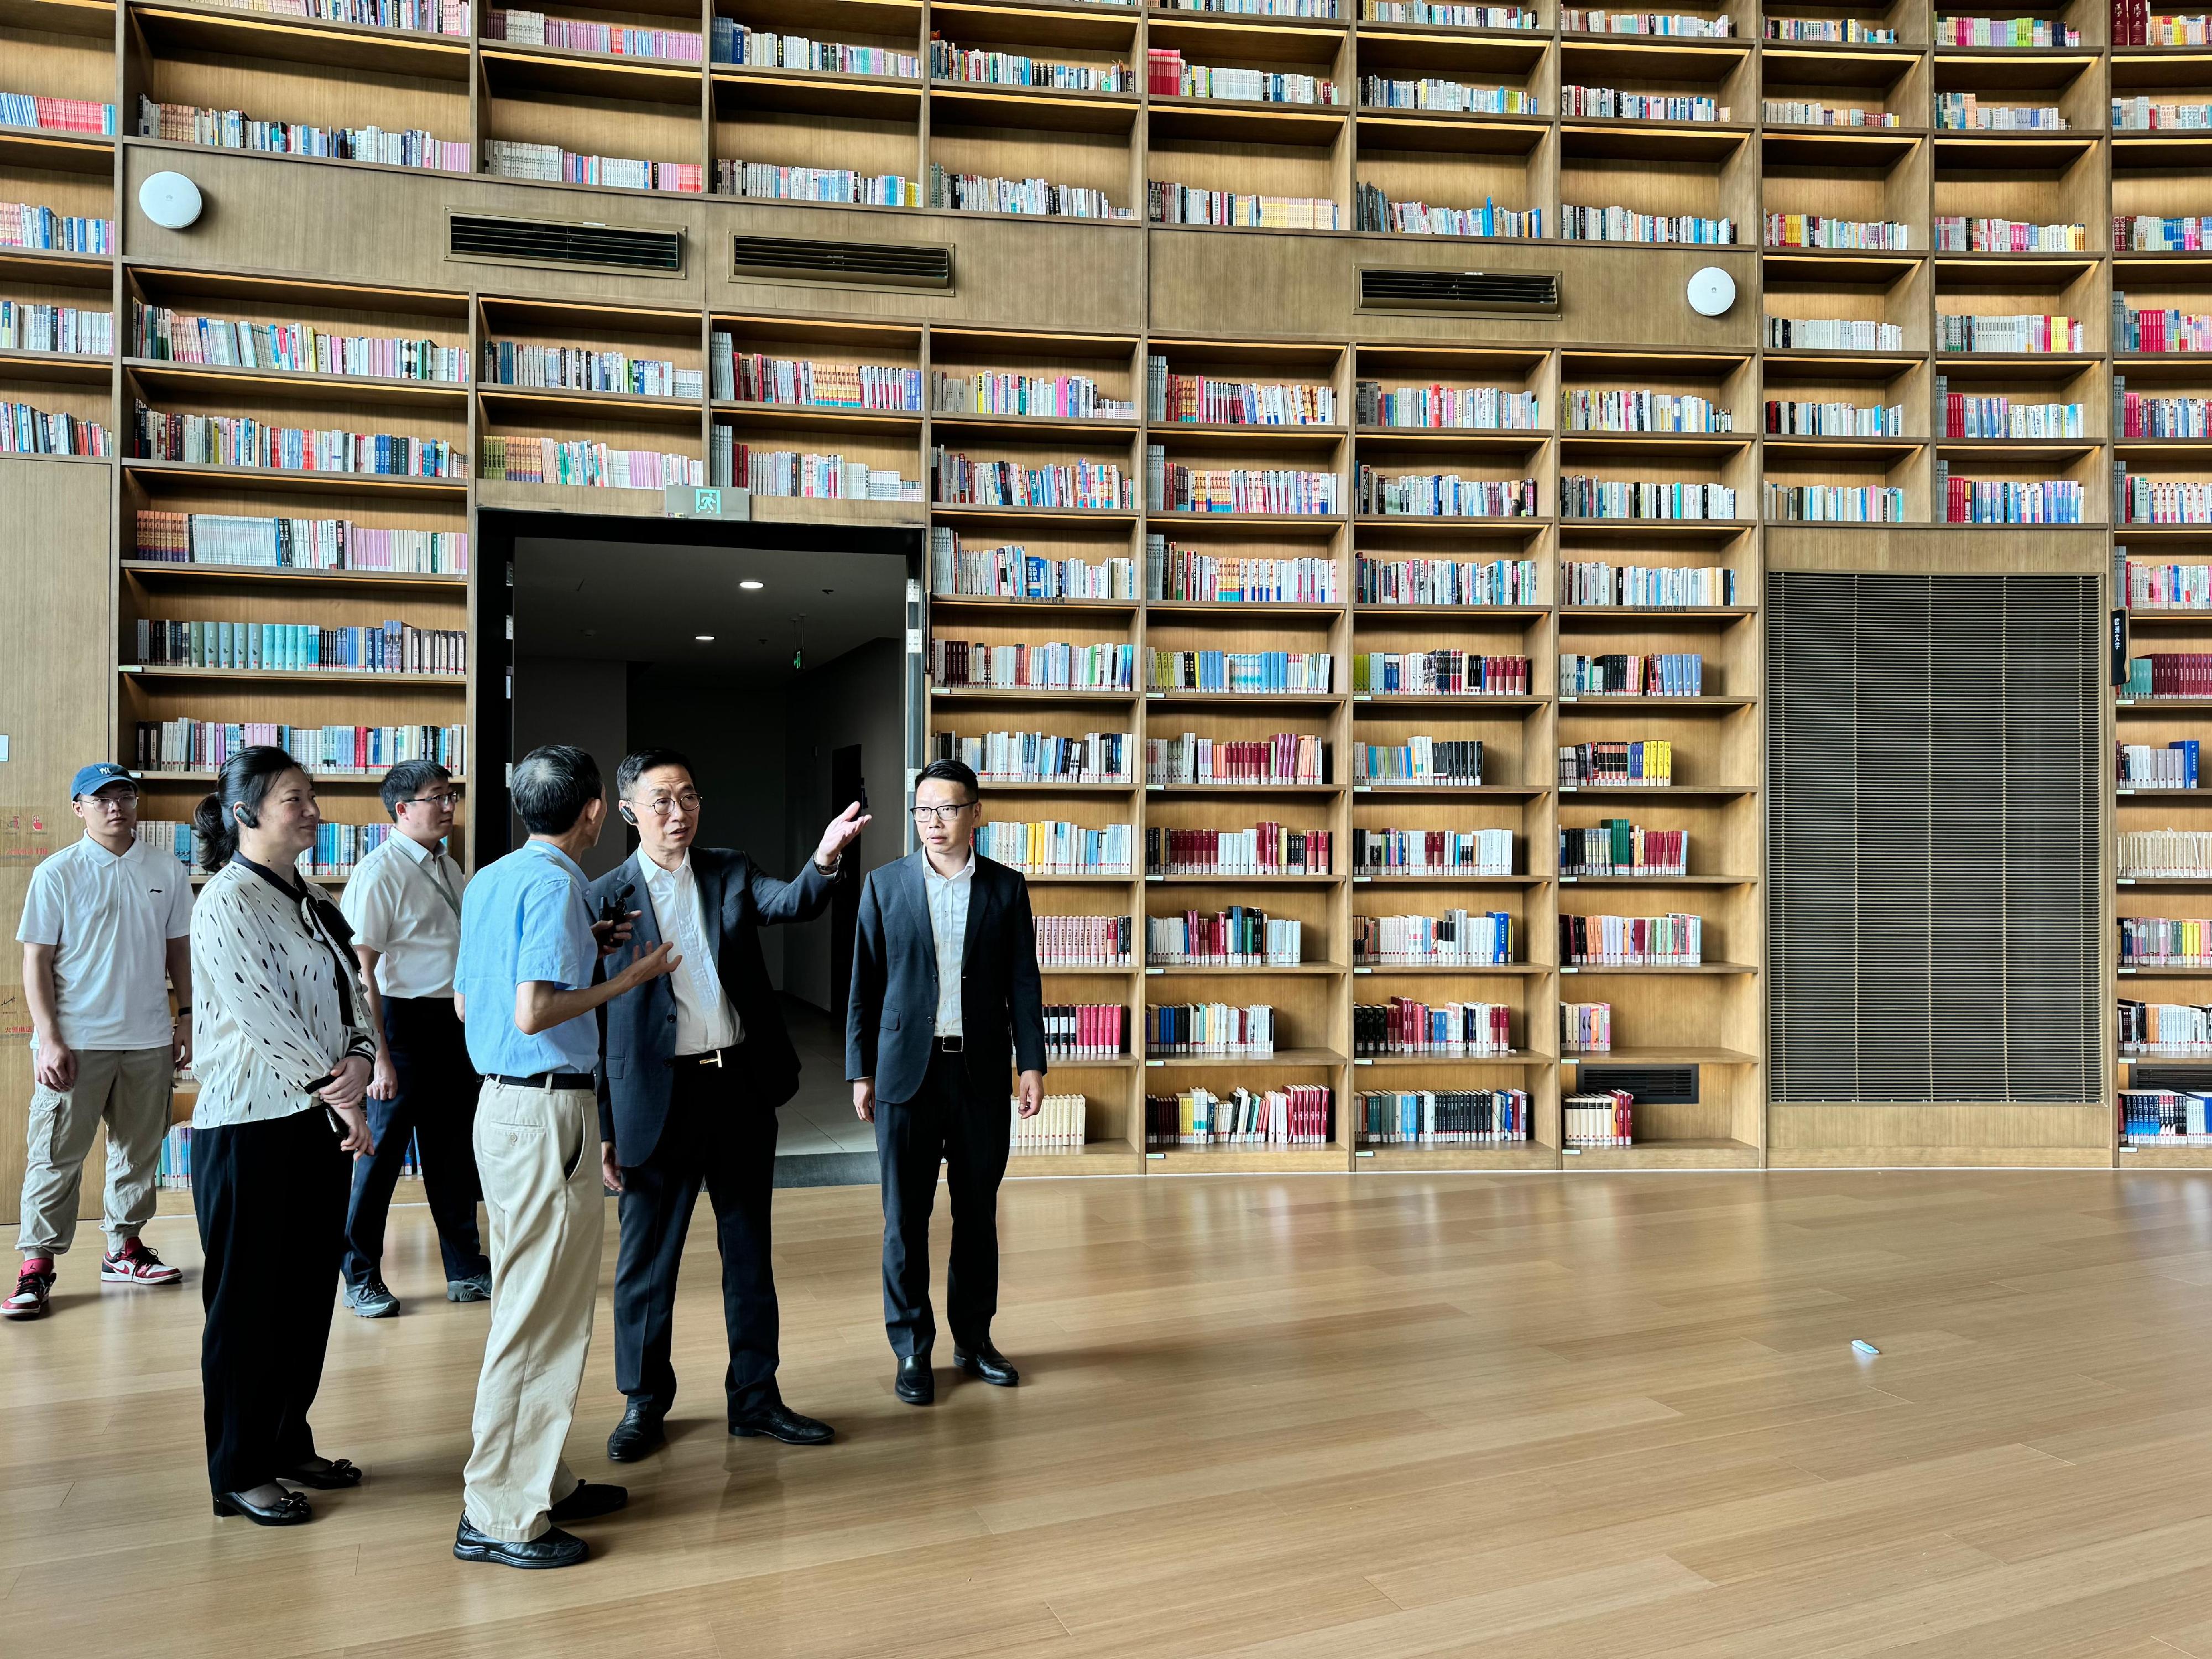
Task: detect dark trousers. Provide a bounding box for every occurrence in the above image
[875,1048,1011,1358]
[194,1106,351,1493]
[612,1059,782,1422]
[344,995,488,1291]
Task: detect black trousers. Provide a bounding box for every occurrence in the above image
[875,1048,1011,1358]
[193,1106,351,1493]
[612,1058,781,1421]
[344,995,488,1291]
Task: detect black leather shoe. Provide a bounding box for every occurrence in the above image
[954,1343,1020,1387]
[454,1515,588,1569]
[277,1456,362,1490]
[895,1354,935,1405]
[731,1404,834,1444]
[606,1400,665,1462]
[213,1489,311,1526]
[549,1480,628,1523]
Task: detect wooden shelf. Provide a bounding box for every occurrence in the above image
[119,561,466,587]
[1563,1046,1760,1066]
[121,665,467,686]
[1145,1046,1346,1068]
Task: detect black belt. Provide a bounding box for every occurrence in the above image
[487,1071,594,1090]
[674,1046,738,1068]
[934,1035,965,1053]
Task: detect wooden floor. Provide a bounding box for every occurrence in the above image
[8,1170,2212,1656]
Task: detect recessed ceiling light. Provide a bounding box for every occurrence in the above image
[695,634,716,642]
[739,579,764,591]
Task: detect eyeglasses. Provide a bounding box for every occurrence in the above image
[405,792,459,809]
[86,788,140,807]
[637,791,703,818]
[911,802,978,825]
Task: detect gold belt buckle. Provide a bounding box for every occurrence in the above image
[703,1050,724,1068]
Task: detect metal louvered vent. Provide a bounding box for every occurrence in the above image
[1579,1065,1699,1105]
[1358,268,1560,315]
[732,235,953,290]
[1768,573,2101,1104]
[447,213,684,275]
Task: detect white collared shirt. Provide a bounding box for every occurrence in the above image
[340,832,467,999]
[639,852,741,1055]
[17,834,193,1050]
[921,852,974,1037]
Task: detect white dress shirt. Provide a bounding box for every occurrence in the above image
[639,853,741,1055]
[921,852,974,1037]
[340,832,466,998]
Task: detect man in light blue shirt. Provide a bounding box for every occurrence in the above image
[451,745,677,1572]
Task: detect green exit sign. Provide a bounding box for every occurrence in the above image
[665,485,750,521]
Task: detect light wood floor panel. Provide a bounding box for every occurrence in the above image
[4,1172,2212,1655]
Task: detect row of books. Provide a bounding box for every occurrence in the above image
[1361,383,1539,432]
[933,729,1132,784]
[1934,218,2084,254]
[1941,476,2085,526]
[1766,400,1907,437]
[935,452,1133,510]
[1762,102,1896,128]
[2117,741,2200,790]
[711,347,921,412]
[1560,479,1739,521]
[1766,319,1905,352]
[1355,999,1513,1056]
[1147,649,1334,693]
[1045,1004,1128,1060]
[1146,734,1329,787]
[488,143,697,193]
[1561,1003,1614,1056]
[945,371,1132,421]
[978,820,1133,874]
[1766,17,1894,41]
[0,302,109,357]
[1151,460,1342,516]
[1351,738,1484,787]
[936,170,1130,220]
[0,93,114,137]
[1358,1090,1530,1145]
[1354,910,1514,966]
[1149,546,1337,604]
[482,342,698,399]
[1936,314,2086,354]
[1359,556,1539,607]
[715,441,920,500]
[1353,650,1530,696]
[1562,11,1730,35]
[1360,79,1541,115]
[1559,653,1704,698]
[1767,486,1912,525]
[479,437,700,490]
[134,304,462,382]
[2112,2,2173,46]
[1036,914,1133,967]
[1148,825,1332,876]
[1359,472,1540,518]
[2117,300,2212,354]
[144,100,468,172]
[5,404,110,457]
[2124,478,2212,527]
[931,42,1120,90]
[1936,16,2075,44]
[489,7,700,58]
[1009,1093,1089,1155]
[2118,830,2212,877]
[1944,394,2084,440]
[929,640,1134,691]
[2119,554,2212,612]
[1148,1002,1276,1056]
[2121,1088,2212,1146]
[2119,391,2212,441]
[1568,392,1731,435]
[1564,1088,1634,1147]
[0,202,110,253]
[724,23,916,76]
[1147,909,1303,966]
[721,163,914,206]
[1152,364,1334,427]
[1558,562,1738,608]
[134,512,468,575]
[1560,822,1689,879]
[1561,209,1734,246]
[1766,216,1909,252]
[134,619,465,676]
[2122,654,2212,698]
[195,0,468,33]
[1144,1087,1333,1149]
[1154,184,1339,231]
[1561,912,1702,967]
[1357,192,1540,239]
[2120,999,2212,1055]
[1559,739,1674,787]
[134,405,465,477]
[1351,827,1513,876]
[2120,917,2212,966]
[930,536,1139,602]
[2113,100,2212,132]
[1148,52,1336,106]
[1934,96,2067,133]
[1561,87,1727,123]
[135,720,466,774]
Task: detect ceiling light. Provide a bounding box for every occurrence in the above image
[739,579,764,591]
[695,634,716,642]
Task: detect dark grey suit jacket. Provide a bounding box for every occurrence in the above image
[589,846,834,1165]
[844,848,1047,1104]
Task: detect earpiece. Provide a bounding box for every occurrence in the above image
[618,802,638,826]
[233,804,260,828]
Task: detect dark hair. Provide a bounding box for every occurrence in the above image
[193,745,305,873]
[512,744,603,836]
[915,758,980,805]
[615,748,694,799]
[380,759,451,821]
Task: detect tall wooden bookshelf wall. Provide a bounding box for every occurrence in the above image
[0,0,2189,1179]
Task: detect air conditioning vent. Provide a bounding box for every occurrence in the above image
[1576,1065,1699,1105]
[732,234,953,290]
[447,213,684,276]
[1358,267,1560,315]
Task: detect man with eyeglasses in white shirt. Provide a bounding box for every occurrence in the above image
[588,747,869,1462]
[338,759,491,1318]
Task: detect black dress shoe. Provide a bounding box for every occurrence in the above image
[606,1400,665,1463]
[954,1343,1020,1386]
[454,1515,588,1569]
[213,1489,311,1526]
[895,1353,935,1405]
[731,1404,834,1444]
[549,1480,629,1523]
[278,1456,362,1490]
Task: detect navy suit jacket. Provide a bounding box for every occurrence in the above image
[589,846,834,1165]
[844,848,1047,1104]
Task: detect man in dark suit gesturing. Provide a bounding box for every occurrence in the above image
[847,757,1046,1405]
[590,748,868,1460]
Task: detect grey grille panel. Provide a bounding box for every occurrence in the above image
[1358,268,1560,314]
[448,213,684,275]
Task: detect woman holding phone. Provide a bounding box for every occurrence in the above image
[189,745,378,1525]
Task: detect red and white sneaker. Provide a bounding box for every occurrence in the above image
[3,1260,53,1319]
[101,1239,182,1286]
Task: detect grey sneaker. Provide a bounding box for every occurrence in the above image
[447,1272,492,1303]
[346,1279,400,1318]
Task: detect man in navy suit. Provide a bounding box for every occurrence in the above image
[589,748,868,1460]
[847,758,1046,1405]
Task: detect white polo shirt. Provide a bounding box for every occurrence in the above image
[340,831,467,998]
[17,834,194,1050]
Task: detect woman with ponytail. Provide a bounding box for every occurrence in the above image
[189,746,378,1526]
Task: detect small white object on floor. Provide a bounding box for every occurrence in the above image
[1851,1339,1880,1357]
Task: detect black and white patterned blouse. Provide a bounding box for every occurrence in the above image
[190,857,375,1128]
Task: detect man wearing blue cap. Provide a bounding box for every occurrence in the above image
[4,763,195,1320]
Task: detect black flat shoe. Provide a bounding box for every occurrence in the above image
[731,1404,834,1444]
[548,1480,628,1523]
[454,1515,587,1569]
[213,1489,311,1526]
[895,1354,934,1406]
[606,1400,665,1463]
[954,1343,1020,1387]
[278,1457,362,1489]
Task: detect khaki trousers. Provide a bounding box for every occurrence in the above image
[17,1046,174,1256]
[462,1079,604,1542]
